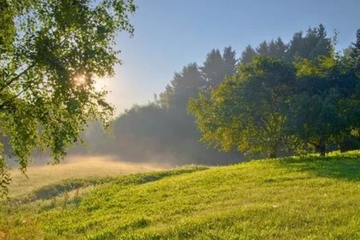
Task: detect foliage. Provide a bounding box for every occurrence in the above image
[189,56,296,158]
[240,24,332,64]
[287,55,345,155]
[190,25,360,158]
[200,47,237,88]
[0,0,136,195]
[285,24,332,62]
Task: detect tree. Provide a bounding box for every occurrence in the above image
[200,47,237,88]
[222,46,237,77]
[200,49,224,87]
[279,28,360,157]
[111,103,172,161]
[285,24,332,62]
[189,56,296,158]
[268,38,287,58]
[240,45,257,63]
[240,38,287,64]
[0,0,136,196]
[334,30,360,152]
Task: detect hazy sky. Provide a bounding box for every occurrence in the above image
[99,0,360,115]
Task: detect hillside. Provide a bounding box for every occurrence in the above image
[2,152,360,239]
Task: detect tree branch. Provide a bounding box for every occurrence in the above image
[0,81,34,111]
[0,63,35,93]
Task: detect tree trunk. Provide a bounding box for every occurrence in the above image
[269,144,277,158]
[319,138,326,157]
[269,152,277,158]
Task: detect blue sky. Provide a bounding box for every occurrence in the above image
[101,0,360,115]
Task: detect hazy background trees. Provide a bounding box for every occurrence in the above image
[73,47,245,165]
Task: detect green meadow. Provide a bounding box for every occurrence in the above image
[2,152,360,239]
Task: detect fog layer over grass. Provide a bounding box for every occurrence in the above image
[8,155,168,198]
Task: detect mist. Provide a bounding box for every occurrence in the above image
[8,154,169,198]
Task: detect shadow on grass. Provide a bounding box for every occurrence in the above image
[275,152,360,182]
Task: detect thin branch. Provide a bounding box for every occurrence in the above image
[0,63,35,93]
[0,81,34,110]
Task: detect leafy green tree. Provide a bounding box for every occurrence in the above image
[334,30,360,152]
[189,56,296,158]
[0,0,15,54]
[0,0,136,196]
[286,48,358,156]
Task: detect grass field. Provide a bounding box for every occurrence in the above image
[2,152,360,239]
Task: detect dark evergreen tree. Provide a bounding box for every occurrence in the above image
[240,45,257,63]
[200,49,224,87]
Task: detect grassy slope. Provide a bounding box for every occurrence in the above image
[7,155,164,198]
[2,152,360,239]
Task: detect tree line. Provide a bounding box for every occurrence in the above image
[77,24,360,163]
[189,25,360,158]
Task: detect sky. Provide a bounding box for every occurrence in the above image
[99,0,360,116]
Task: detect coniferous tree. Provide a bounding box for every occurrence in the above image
[241,45,257,63]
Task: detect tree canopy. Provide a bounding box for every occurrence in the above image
[189,25,360,159]
[0,0,136,196]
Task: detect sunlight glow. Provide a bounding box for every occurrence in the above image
[73,75,86,87]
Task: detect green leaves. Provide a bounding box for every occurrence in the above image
[190,56,295,158]
[190,26,360,159]
[0,0,136,196]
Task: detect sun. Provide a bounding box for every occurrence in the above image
[73,75,86,87]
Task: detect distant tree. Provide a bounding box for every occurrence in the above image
[240,38,287,64]
[200,49,224,87]
[285,24,332,62]
[110,48,243,166]
[0,0,136,196]
[240,45,257,63]
[222,46,237,77]
[200,47,237,88]
[108,102,244,165]
[112,104,171,161]
[343,29,360,72]
[169,63,206,109]
[256,41,270,56]
[268,38,288,58]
